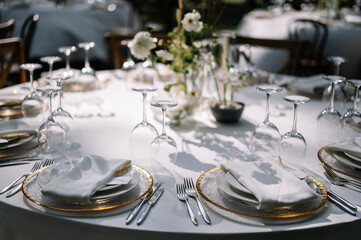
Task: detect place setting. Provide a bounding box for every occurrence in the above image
[21,155,153,216]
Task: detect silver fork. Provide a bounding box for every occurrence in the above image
[6,159,54,197]
[323,164,361,189]
[0,162,41,195]
[176,183,198,226]
[184,178,211,224]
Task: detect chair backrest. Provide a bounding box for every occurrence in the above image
[230,35,306,75]
[289,18,328,63]
[104,32,170,69]
[0,37,26,88]
[0,19,15,39]
[20,13,40,62]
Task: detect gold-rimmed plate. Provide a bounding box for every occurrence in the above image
[0,130,37,150]
[0,133,46,159]
[318,147,361,179]
[23,164,152,214]
[196,167,327,224]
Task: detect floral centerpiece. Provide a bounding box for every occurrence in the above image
[129,2,249,124]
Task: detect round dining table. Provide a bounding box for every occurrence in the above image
[0,70,360,239]
[237,9,361,79]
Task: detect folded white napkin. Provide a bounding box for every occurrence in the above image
[41,155,131,204]
[287,74,328,95]
[326,138,361,159]
[221,161,318,210]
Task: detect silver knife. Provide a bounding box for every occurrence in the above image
[125,182,162,224]
[136,188,164,225]
[0,161,30,167]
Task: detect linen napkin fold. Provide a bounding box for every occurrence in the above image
[326,138,361,159]
[41,155,131,204]
[221,161,318,210]
[287,74,327,95]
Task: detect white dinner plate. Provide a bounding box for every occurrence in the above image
[215,171,258,206]
[38,161,140,201]
[332,152,361,170]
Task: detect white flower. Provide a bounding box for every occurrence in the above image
[181,10,203,32]
[130,31,156,60]
[193,41,202,48]
[156,50,174,61]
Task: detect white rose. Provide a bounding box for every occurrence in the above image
[156,50,174,61]
[181,10,203,32]
[130,31,156,60]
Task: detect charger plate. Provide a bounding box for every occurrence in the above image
[0,130,37,150]
[196,167,327,223]
[0,133,46,159]
[0,103,42,119]
[23,164,152,213]
[318,147,361,179]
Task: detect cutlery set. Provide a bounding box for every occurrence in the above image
[176,178,211,226]
[0,159,54,197]
[126,182,164,225]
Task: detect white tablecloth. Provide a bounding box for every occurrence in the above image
[0,3,140,64]
[0,70,360,239]
[237,10,361,79]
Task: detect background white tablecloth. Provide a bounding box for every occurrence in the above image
[0,71,360,239]
[237,10,361,79]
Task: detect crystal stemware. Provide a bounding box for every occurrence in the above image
[36,86,65,152]
[58,46,77,76]
[280,95,310,166]
[342,79,361,140]
[48,74,73,132]
[130,86,159,165]
[121,39,135,70]
[322,56,348,111]
[250,85,282,161]
[316,75,346,146]
[78,42,96,76]
[150,100,178,181]
[40,56,61,79]
[20,63,44,118]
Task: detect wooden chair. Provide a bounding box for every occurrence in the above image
[0,19,15,39]
[104,32,170,69]
[20,14,40,62]
[289,19,329,75]
[0,37,26,88]
[230,35,306,75]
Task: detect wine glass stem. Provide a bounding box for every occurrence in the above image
[142,92,147,124]
[85,49,90,69]
[335,64,340,75]
[161,108,166,136]
[264,93,271,122]
[66,55,70,71]
[292,103,299,133]
[56,81,63,108]
[353,86,360,111]
[49,63,53,78]
[330,82,336,110]
[48,92,54,121]
[29,70,34,93]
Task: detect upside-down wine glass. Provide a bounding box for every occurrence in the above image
[40,56,61,79]
[78,42,96,76]
[130,86,159,166]
[58,46,77,77]
[150,100,178,182]
[20,63,44,118]
[37,86,65,152]
[250,85,282,161]
[342,79,361,140]
[323,56,348,111]
[122,39,135,70]
[280,95,310,167]
[48,74,73,132]
[316,75,346,146]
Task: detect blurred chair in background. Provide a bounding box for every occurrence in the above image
[0,37,26,88]
[0,19,15,39]
[20,13,39,62]
[289,18,329,76]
